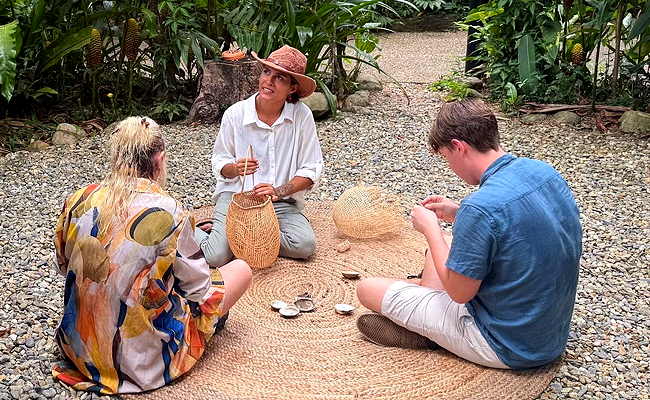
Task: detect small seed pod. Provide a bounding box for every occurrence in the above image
[571,43,585,65]
[86,28,103,69]
[122,18,141,62]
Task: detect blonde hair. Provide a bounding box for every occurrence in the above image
[98,116,165,235]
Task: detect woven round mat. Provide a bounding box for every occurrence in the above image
[127,202,558,400]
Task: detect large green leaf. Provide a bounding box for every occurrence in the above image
[0,20,21,102]
[25,0,45,47]
[311,74,337,116]
[517,34,537,89]
[30,86,58,99]
[629,4,650,39]
[296,26,311,47]
[41,27,93,71]
[465,7,504,22]
[284,0,296,34]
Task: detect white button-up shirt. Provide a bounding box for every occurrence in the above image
[211,93,324,209]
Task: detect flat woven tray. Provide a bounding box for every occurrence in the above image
[127,201,558,400]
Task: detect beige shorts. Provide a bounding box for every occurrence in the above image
[381,281,509,369]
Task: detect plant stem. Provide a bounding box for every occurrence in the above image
[128,61,133,111]
[561,1,568,64]
[92,71,97,113]
[611,0,624,89]
[591,36,601,111]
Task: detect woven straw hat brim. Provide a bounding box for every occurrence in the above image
[131,201,560,400]
[251,51,316,98]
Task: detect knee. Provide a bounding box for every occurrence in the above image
[231,259,253,286]
[356,277,386,311]
[203,245,233,268]
[283,233,316,259]
[356,278,374,305]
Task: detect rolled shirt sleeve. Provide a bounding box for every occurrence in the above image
[293,105,323,188]
[211,111,238,184]
[446,204,496,280]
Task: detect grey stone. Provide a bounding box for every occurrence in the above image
[520,113,548,124]
[342,90,370,112]
[551,111,581,125]
[301,92,333,118]
[356,73,383,92]
[9,385,22,399]
[461,76,483,89]
[51,131,78,146]
[619,110,650,134]
[27,141,50,152]
[55,123,85,138]
[465,88,483,98]
[24,338,34,348]
[41,389,56,399]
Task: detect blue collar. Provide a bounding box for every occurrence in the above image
[480,154,516,186]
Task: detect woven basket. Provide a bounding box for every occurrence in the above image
[225,145,280,269]
[332,184,404,239]
[226,191,280,269]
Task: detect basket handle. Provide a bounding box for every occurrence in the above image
[240,144,255,193]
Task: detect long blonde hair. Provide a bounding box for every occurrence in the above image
[99,116,166,235]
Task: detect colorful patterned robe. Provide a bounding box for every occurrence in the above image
[52,179,225,394]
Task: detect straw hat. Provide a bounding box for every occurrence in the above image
[252,45,316,98]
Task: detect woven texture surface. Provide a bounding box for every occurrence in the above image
[128,201,558,400]
[333,185,404,239]
[226,191,280,269]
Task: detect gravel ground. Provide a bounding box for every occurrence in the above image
[361,31,468,83]
[1,33,649,400]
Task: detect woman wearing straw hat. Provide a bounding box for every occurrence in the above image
[196,45,324,268]
[51,117,252,393]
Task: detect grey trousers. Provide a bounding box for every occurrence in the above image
[195,192,316,267]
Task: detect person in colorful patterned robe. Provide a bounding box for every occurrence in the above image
[52,116,252,394]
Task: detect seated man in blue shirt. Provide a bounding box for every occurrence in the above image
[355,99,582,369]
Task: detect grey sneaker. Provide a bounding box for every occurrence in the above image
[356,313,439,350]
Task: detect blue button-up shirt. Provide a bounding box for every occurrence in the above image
[447,154,582,369]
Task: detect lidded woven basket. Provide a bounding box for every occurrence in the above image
[225,145,280,269]
[332,184,403,239]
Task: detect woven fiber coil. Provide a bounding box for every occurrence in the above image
[333,184,404,239]
[226,191,280,269]
[128,201,559,400]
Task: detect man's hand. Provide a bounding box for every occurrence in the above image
[234,157,258,176]
[252,183,278,201]
[421,195,459,223]
[410,205,440,235]
[221,158,259,179]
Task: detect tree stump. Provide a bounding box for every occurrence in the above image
[188,58,260,124]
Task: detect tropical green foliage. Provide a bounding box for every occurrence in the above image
[461,0,650,110]
[0,20,21,101]
[1,0,421,125]
[0,0,222,119]
[428,73,472,101]
[219,0,416,101]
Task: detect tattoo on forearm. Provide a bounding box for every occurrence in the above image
[274,183,295,198]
